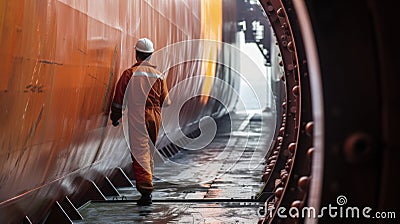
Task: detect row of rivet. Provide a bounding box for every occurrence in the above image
[258,0,303,223]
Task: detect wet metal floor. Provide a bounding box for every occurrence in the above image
[76,111,275,223]
[78,202,260,224]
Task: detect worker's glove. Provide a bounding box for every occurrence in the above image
[110,106,122,127]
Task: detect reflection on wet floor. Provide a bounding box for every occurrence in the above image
[76,111,275,223]
[78,202,260,224]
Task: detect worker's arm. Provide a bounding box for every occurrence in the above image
[110,69,131,126]
[160,78,171,107]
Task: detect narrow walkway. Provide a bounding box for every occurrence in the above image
[76,111,275,223]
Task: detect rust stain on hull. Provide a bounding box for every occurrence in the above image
[0,0,239,223]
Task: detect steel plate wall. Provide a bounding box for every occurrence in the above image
[0,0,239,223]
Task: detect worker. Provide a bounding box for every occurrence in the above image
[110,37,170,206]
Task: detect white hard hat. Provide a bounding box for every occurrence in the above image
[135,38,154,53]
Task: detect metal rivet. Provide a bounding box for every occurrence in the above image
[288,143,296,154]
[279,127,285,135]
[287,41,294,52]
[307,147,314,160]
[298,176,310,191]
[275,187,284,198]
[283,149,291,157]
[282,102,287,109]
[282,173,288,182]
[277,8,285,17]
[305,121,314,136]
[344,133,375,163]
[280,170,287,178]
[262,172,270,182]
[291,200,303,218]
[290,106,297,114]
[292,85,299,96]
[291,200,303,208]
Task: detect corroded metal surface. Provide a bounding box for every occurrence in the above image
[0,1,240,223]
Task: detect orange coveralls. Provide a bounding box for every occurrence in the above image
[111,61,169,194]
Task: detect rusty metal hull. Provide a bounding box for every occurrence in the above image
[0,0,239,223]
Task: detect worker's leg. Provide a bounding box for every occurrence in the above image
[132,157,154,195]
[145,109,161,173]
[132,109,161,205]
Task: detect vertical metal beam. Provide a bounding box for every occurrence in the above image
[22,216,33,224]
[44,201,73,224]
[86,180,107,201]
[100,176,121,197]
[59,196,83,220]
[69,177,108,209]
[110,167,134,188]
